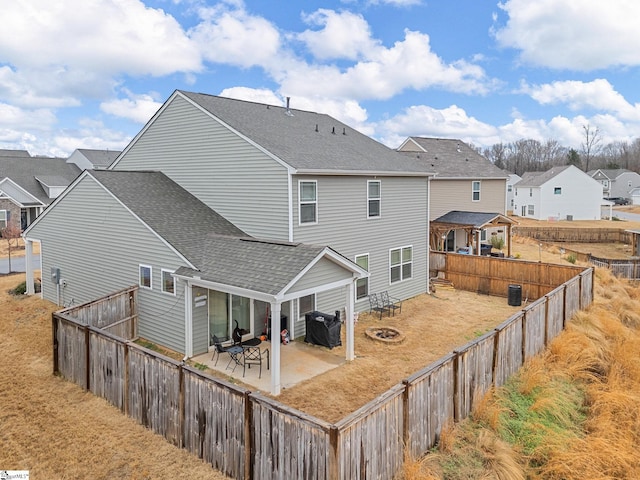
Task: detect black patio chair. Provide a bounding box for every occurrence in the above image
[368,293,390,320]
[380,290,402,316]
[211,334,242,369]
[240,346,269,378]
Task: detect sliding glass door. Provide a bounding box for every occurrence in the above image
[208,290,252,346]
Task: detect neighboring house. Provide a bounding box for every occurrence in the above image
[0,150,81,230]
[66,148,122,170]
[506,172,521,214]
[513,165,603,221]
[24,91,431,392]
[396,137,509,253]
[587,168,640,200]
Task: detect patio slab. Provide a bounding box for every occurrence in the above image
[191,340,346,393]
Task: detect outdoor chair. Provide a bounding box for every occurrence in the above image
[368,293,390,320]
[240,346,269,379]
[380,290,402,316]
[211,334,242,369]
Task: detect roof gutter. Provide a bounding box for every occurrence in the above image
[294,169,434,177]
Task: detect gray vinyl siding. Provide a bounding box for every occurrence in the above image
[192,287,209,355]
[430,179,506,220]
[288,257,353,294]
[292,175,429,314]
[112,95,290,240]
[27,176,188,353]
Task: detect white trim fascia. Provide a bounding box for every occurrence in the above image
[0,177,46,206]
[288,172,293,242]
[172,274,276,303]
[433,176,508,181]
[280,277,355,303]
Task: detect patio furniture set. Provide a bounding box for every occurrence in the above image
[368,291,403,320]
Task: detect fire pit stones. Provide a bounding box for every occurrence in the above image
[364,326,405,344]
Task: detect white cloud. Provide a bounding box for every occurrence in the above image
[297,10,379,60]
[100,91,163,123]
[279,29,494,101]
[0,103,57,132]
[190,5,281,68]
[494,0,640,70]
[0,0,200,76]
[218,87,284,106]
[522,79,640,121]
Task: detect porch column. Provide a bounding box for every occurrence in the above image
[507,224,512,257]
[184,281,193,358]
[270,301,282,395]
[345,282,355,361]
[25,239,34,295]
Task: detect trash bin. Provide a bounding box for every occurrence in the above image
[508,284,522,306]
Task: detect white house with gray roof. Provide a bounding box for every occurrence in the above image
[0,150,81,230]
[513,165,603,221]
[24,169,366,395]
[66,148,122,171]
[397,137,509,253]
[587,168,640,201]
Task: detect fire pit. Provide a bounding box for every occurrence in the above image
[364,326,405,344]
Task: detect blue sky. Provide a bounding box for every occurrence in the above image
[2,0,640,157]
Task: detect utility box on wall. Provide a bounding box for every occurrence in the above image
[51,267,60,285]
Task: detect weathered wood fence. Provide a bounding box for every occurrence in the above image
[513,226,632,243]
[52,269,593,480]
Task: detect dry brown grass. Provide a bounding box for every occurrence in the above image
[0,237,40,257]
[0,273,226,479]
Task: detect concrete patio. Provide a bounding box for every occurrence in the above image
[191,339,346,393]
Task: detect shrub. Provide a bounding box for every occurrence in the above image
[11,280,41,295]
[566,253,577,264]
[490,235,505,251]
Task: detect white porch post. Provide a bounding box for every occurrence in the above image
[184,281,193,358]
[345,282,355,361]
[270,302,282,395]
[25,239,35,295]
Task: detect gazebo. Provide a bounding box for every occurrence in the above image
[430,211,516,257]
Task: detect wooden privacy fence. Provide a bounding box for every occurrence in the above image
[431,251,586,302]
[52,269,593,480]
[513,226,632,244]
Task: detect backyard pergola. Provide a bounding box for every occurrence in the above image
[430,211,516,257]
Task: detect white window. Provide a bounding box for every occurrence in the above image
[480,229,487,242]
[390,246,412,284]
[367,180,381,218]
[472,181,480,201]
[139,264,152,289]
[299,180,317,224]
[507,185,512,192]
[298,293,315,320]
[161,269,175,295]
[554,187,562,195]
[529,188,533,197]
[0,210,7,229]
[527,205,535,216]
[355,254,369,300]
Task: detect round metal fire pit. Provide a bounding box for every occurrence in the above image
[364,326,405,344]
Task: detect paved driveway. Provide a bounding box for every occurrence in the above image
[0,254,41,274]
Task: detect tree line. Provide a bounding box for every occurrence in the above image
[476,125,640,176]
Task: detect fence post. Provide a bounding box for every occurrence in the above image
[52,313,59,375]
[123,342,129,416]
[328,425,339,480]
[244,391,252,480]
[178,364,185,449]
[84,325,90,391]
[402,380,410,449]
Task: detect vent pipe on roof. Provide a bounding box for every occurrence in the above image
[332,126,335,134]
[285,97,293,116]
[342,127,346,135]
[315,124,318,132]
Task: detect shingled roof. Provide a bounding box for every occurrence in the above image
[397,137,507,179]
[178,91,430,176]
[0,154,81,203]
[76,149,121,168]
[87,170,351,295]
[516,166,573,187]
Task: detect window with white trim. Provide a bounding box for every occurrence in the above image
[139,264,152,289]
[390,246,412,284]
[554,187,562,195]
[355,254,369,300]
[472,181,480,201]
[299,293,315,320]
[527,204,535,216]
[480,229,487,242]
[367,180,381,218]
[161,269,175,295]
[507,184,512,192]
[0,210,7,229]
[299,180,317,224]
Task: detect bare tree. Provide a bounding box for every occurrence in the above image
[1,222,22,273]
[581,124,601,172]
